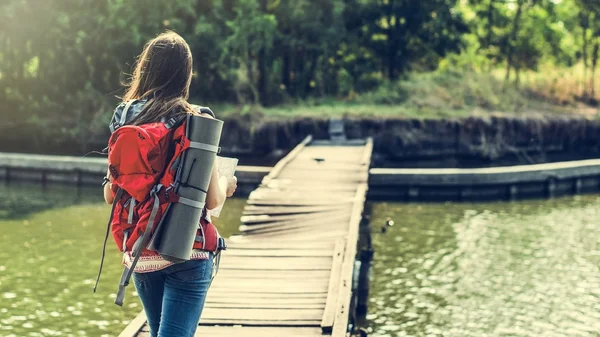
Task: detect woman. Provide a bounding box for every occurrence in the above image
[103,31,237,337]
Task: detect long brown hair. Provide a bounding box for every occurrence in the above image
[123,31,197,124]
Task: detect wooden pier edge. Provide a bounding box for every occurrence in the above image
[332,183,369,337]
[118,311,146,337]
[320,240,345,332]
[261,135,313,185]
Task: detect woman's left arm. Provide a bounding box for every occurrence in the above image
[103,168,114,204]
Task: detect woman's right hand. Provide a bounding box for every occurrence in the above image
[225,176,237,197]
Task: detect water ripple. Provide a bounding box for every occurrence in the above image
[367,196,600,337]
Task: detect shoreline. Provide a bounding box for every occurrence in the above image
[4,151,600,202]
[3,114,600,168]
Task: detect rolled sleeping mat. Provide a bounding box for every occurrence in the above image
[148,114,223,263]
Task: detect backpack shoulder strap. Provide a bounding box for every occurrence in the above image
[109,99,147,133]
[93,188,124,293]
[164,114,187,130]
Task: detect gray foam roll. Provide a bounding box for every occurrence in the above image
[148,114,223,263]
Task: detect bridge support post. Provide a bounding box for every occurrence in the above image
[574,178,583,194]
[546,178,556,198]
[356,215,373,317]
[509,184,518,201]
[357,249,373,316]
[4,167,10,186]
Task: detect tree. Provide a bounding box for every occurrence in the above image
[274,0,347,99]
[576,0,600,102]
[219,0,277,104]
[345,0,468,80]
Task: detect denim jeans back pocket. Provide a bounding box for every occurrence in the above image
[132,271,152,290]
[169,259,212,282]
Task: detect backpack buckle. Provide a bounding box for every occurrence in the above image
[150,184,163,197]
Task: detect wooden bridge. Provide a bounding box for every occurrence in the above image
[119,135,373,337]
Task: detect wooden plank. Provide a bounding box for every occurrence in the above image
[213,269,330,279]
[243,204,347,216]
[244,204,342,212]
[194,326,325,337]
[247,198,353,206]
[222,248,333,257]
[211,278,329,288]
[241,224,350,238]
[250,229,349,241]
[250,188,356,198]
[218,257,332,271]
[118,311,146,337]
[260,181,358,191]
[206,292,327,299]
[218,255,332,264]
[239,214,350,235]
[205,302,325,309]
[209,282,328,294]
[138,317,333,334]
[206,292,327,301]
[239,216,348,232]
[201,307,324,321]
[261,135,312,184]
[282,164,364,172]
[199,318,322,326]
[241,209,348,225]
[278,171,366,180]
[331,184,369,337]
[225,238,335,250]
[321,240,345,332]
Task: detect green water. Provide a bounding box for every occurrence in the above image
[3,184,600,337]
[0,183,243,337]
[367,197,600,337]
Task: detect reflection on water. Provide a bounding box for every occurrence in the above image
[0,183,243,336]
[368,197,600,337]
[5,183,600,337]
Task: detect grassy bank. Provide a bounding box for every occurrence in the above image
[215,65,600,120]
[5,65,599,156]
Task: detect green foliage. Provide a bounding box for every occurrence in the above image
[1,0,599,151]
[345,0,468,78]
[354,66,529,114]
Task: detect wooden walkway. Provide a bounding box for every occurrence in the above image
[120,135,372,337]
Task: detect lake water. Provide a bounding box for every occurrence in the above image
[2,184,600,337]
[367,198,600,337]
[0,183,244,337]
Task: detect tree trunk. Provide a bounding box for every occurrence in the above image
[246,51,260,105]
[303,52,319,97]
[583,27,590,99]
[386,0,397,80]
[257,48,268,105]
[257,0,268,105]
[282,48,291,95]
[388,44,397,80]
[505,0,525,82]
[591,39,599,102]
[485,0,494,48]
[295,49,305,97]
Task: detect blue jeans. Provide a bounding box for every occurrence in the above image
[133,255,213,337]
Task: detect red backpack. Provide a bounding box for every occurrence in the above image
[94,111,223,305]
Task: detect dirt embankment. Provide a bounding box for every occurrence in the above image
[3,115,599,167]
